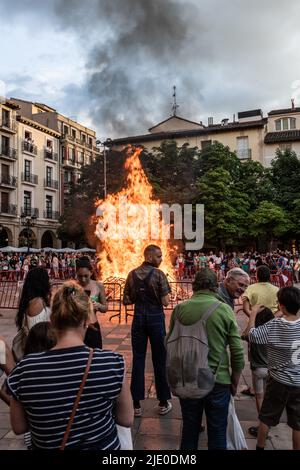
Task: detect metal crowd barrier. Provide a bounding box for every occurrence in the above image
[103,282,123,323]
[124,281,194,323]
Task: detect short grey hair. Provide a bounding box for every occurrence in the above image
[226,268,250,282]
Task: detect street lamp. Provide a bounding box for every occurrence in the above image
[20,213,37,254]
[96,138,113,199]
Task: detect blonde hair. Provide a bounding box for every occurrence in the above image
[51,281,93,331]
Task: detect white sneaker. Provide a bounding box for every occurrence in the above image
[158,401,172,415]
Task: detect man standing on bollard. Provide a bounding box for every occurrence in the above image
[123,244,172,417]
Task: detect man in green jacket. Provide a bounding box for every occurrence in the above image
[167,268,245,450]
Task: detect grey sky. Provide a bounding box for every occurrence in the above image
[1,0,300,139]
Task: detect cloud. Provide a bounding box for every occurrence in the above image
[1,0,300,137]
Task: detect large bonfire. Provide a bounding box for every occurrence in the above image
[95,147,175,281]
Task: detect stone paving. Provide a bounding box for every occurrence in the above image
[0,306,293,450]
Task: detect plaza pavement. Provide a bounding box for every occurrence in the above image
[0,305,294,451]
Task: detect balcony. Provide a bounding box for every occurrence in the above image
[62,133,75,142]
[0,146,17,161]
[0,117,17,133]
[43,210,59,220]
[21,173,38,185]
[0,175,17,188]
[44,149,58,162]
[63,158,78,168]
[22,140,37,156]
[236,148,252,160]
[44,178,58,190]
[0,203,17,215]
[21,207,39,218]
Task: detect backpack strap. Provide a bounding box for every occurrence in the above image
[201,301,222,324]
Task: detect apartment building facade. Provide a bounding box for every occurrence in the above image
[111,103,300,167]
[0,99,18,247]
[0,98,100,248]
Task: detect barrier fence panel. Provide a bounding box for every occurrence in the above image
[103,282,123,323]
[0,281,20,309]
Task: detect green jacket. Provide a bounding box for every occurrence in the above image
[167,290,245,384]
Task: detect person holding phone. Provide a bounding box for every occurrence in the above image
[76,257,107,349]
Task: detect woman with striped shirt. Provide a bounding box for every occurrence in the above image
[7,281,133,450]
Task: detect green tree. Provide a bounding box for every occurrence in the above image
[270,148,300,210]
[248,201,291,251]
[141,141,199,204]
[58,149,128,246]
[194,167,250,249]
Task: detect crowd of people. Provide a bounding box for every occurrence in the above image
[0,251,98,281]
[174,250,300,283]
[0,246,300,451]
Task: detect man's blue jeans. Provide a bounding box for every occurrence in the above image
[130,303,171,403]
[179,383,231,450]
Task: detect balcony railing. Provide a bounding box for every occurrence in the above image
[0,203,17,215]
[44,178,58,190]
[0,175,17,187]
[237,148,252,159]
[21,207,39,218]
[0,116,17,132]
[22,140,37,155]
[62,133,75,141]
[21,173,38,185]
[0,146,17,160]
[64,158,78,167]
[44,149,58,161]
[43,210,59,220]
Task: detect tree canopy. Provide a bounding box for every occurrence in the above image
[58,142,300,250]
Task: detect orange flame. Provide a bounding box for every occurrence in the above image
[95,147,175,280]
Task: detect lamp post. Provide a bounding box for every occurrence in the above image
[20,213,37,254]
[96,138,113,199]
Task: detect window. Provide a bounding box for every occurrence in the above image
[46,195,53,218]
[81,133,86,143]
[46,166,52,186]
[1,192,9,213]
[1,136,9,155]
[1,164,9,184]
[2,109,9,127]
[24,191,31,215]
[46,139,53,151]
[64,171,72,183]
[236,136,250,159]
[72,129,76,139]
[88,137,93,146]
[275,117,297,131]
[70,148,75,162]
[63,125,69,135]
[25,130,32,140]
[78,152,84,164]
[24,160,31,179]
[201,140,212,150]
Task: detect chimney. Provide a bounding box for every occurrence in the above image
[291,98,295,110]
[233,114,236,123]
[208,116,213,126]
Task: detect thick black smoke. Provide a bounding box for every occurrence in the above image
[53,0,200,136]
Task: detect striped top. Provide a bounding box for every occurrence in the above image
[7,346,125,450]
[249,317,300,386]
